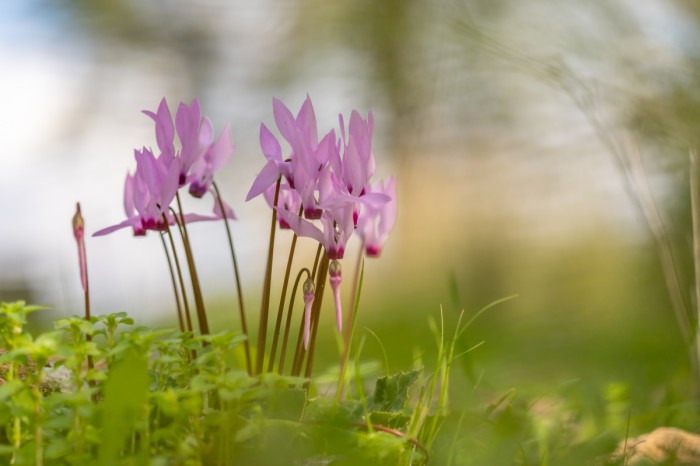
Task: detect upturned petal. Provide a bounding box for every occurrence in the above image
[273,97,297,144]
[260,123,282,162]
[246,160,281,201]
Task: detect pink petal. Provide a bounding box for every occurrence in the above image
[259,123,282,162]
[207,122,234,171]
[296,94,318,146]
[212,197,237,220]
[246,160,281,201]
[143,98,174,158]
[199,116,214,146]
[276,208,324,243]
[93,218,137,237]
[272,97,297,143]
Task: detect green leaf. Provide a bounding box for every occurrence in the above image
[368,411,411,429]
[369,370,420,413]
[98,351,150,466]
[303,399,364,425]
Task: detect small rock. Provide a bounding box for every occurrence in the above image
[610,427,700,465]
[41,366,76,394]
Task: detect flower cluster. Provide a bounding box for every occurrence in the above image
[94,98,235,237]
[247,96,397,344]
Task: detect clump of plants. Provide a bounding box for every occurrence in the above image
[0,96,472,465]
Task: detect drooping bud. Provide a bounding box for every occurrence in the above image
[303,278,315,349]
[72,203,88,292]
[329,259,343,333]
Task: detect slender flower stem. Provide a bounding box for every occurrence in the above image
[163,215,194,333]
[304,253,330,380]
[160,233,185,332]
[212,181,251,374]
[343,245,364,345]
[291,245,323,376]
[337,257,365,401]
[278,268,311,374]
[311,243,323,280]
[72,204,94,376]
[256,178,282,374]
[290,310,307,377]
[267,206,304,373]
[176,192,209,335]
[267,233,298,372]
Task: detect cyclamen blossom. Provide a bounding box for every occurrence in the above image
[145,98,235,197]
[94,147,180,236]
[357,177,397,257]
[246,95,336,217]
[263,184,302,229]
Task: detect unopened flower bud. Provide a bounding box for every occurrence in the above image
[303,278,315,349]
[329,260,343,333]
[72,203,84,241]
[72,203,88,292]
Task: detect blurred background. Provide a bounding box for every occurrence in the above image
[2,0,700,407]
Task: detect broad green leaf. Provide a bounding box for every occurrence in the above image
[303,399,364,425]
[369,369,420,413]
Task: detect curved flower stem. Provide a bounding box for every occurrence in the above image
[267,206,304,373]
[212,181,251,374]
[351,422,430,463]
[176,192,209,335]
[163,215,194,333]
[278,268,311,374]
[291,244,323,375]
[159,233,185,332]
[256,178,281,374]
[304,253,330,381]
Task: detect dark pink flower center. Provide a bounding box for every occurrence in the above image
[304,207,323,220]
[365,245,381,257]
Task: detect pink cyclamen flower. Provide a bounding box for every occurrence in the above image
[144,97,234,195]
[247,96,338,221]
[94,147,180,236]
[263,183,302,229]
[357,177,397,257]
[188,121,234,198]
[275,200,355,260]
[302,278,315,349]
[72,203,88,292]
[245,122,293,201]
